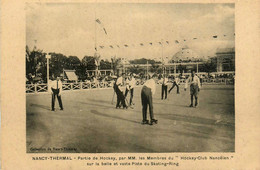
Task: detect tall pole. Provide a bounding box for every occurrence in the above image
[174,64,177,77]
[46,54,51,91]
[123,57,125,74]
[146,60,148,79]
[94,6,97,52]
[161,39,164,75]
[47,58,49,86]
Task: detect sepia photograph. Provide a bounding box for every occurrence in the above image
[25,3,235,153]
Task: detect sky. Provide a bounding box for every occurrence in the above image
[26,3,235,61]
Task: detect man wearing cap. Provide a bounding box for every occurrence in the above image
[141,75,158,125]
[50,76,63,111]
[114,73,127,109]
[161,74,168,100]
[125,73,136,106]
[185,71,201,108]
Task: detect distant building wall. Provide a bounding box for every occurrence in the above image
[216,48,235,72]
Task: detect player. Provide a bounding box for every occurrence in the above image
[185,71,201,108]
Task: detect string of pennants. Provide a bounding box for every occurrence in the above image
[95,18,235,50]
[97,33,235,50]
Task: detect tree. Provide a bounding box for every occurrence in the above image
[48,53,68,78]
[99,59,111,70]
[111,56,121,74]
[129,58,157,64]
[26,45,47,82]
[201,61,217,73]
[82,56,96,70]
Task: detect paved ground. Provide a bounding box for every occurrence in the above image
[26,84,235,153]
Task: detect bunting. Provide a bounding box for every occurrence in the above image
[103,28,107,35]
[95,19,101,24]
[96,18,108,35]
[95,32,234,50]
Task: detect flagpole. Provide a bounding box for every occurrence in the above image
[161,39,164,75]
[146,60,148,79]
[94,9,97,52]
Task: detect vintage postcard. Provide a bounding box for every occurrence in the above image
[1,0,260,169]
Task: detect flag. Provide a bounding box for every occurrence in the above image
[140,43,144,46]
[109,45,113,48]
[166,41,169,44]
[96,19,101,24]
[96,19,107,35]
[213,35,218,38]
[124,44,128,47]
[175,40,179,43]
[149,42,153,45]
[103,28,107,35]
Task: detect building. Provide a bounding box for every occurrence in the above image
[167,46,205,75]
[216,48,235,72]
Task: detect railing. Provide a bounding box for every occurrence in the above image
[26,81,115,94]
[160,78,234,85]
[26,78,234,94]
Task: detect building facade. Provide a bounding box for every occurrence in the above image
[216,48,235,72]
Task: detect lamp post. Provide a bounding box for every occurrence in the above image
[146,60,148,79]
[46,54,51,91]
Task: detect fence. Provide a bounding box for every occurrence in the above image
[26,78,234,94]
[26,81,114,94]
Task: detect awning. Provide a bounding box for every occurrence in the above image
[64,70,78,81]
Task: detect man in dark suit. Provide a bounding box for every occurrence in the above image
[114,73,127,109]
[141,75,158,125]
[51,76,63,111]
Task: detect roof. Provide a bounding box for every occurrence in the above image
[171,47,202,61]
[216,48,235,54]
[64,70,78,81]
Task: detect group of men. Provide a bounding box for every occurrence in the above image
[113,73,136,109]
[160,74,180,100]
[50,71,201,126]
[112,70,201,125]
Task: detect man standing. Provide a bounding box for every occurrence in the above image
[141,75,158,125]
[114,73,127,109]
[168,75,180,94]
[161,74,168,100]
[125,73,135,106]
[51,76,63,111]
[185,71,201,108]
